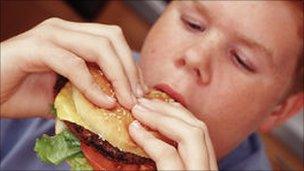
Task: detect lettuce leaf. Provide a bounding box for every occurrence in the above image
[34,126,92,170]
[66,152,92,171]
[50,103,57,117]
[34,130,81,165]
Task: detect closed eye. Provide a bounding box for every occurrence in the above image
[181,15,205,32]
[231,50,255,72]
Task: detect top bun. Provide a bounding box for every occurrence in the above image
[54,63,175,158]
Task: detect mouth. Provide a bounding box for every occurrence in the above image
[154,83,187,107]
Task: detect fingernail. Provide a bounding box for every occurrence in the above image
[138,98,154,110]
[142,84,149,93]
[131,120,142,129]
[106,96,116,104]
[171,102,182,107]
[138,98,150,104]
[94,85,116,107]
[97,87,116,104]
[133,104,147,112]
[101,96,116,108]
[125,95,137,109]
[135,83,144,97]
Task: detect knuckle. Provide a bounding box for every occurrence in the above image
[196,120,208,131]
[81,36,109,60]
[191,126,205,138]
[165,145,177,156]
[31,18,64,38]
[110,25,123,35]
[32,23,56,39]
[78,85,90,96]
[21,32,42,47]
[43,17,62,25]
[97,36,111,48]
[64,58,85,78]
[156,145,177,160]
[71,57,86,68]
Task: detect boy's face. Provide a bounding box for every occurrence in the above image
[139,1,302,159]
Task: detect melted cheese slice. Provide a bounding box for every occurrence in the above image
[54,83,147,157]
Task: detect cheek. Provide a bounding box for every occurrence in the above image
[189,69,278,135]
[141,27,182,61]
[188,76,278,157]
[140,10,188,86]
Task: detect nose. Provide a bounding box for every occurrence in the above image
[175,41,213,85]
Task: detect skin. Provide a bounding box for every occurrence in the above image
[137,0,303,165]
[0,1,303,170]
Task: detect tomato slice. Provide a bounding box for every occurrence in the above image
[80,142,154,171]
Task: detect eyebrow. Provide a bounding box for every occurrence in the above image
[193,1,274,66]
[192,1,211,22]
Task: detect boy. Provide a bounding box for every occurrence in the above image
[1,1,303,170]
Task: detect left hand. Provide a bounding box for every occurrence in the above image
[129,98,218,170]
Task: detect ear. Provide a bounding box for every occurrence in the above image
[259,92,304,133]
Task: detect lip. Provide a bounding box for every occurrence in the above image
[154,83,187,107]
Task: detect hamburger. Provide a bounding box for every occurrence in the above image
[34,63,176,170]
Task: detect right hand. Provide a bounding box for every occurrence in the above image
[0,18,147,118]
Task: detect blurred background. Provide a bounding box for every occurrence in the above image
[1,1,303,170]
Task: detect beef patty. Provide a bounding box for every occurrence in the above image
[64,121,155,166]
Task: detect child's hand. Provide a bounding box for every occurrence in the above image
[130,98,218,170]
[1,18,145,118]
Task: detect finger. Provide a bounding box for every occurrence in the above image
[42,25,136,109]
[136,63,149,94]
[132,104,210,170]
[137,98,217,169]
[129,120,184,170]
[204,127,218,170]
[138,98,202,127]
[35,45,116,108]
[45,18,144,97]
[132,104,198,144]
